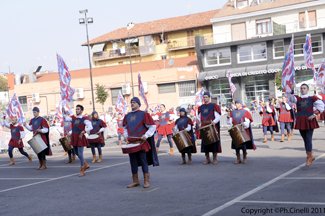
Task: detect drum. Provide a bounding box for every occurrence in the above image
[28,134,48,154]
[59,136,73,152]
[172,130,192,153]
[199,124,219,146]
[121,143,142,154]
[228,124,251,148]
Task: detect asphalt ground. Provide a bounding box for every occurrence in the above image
[0,126,325,216]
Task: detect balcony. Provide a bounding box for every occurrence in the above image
[93,47,140,61]
[201,17,325,46]
[167,39,195,51]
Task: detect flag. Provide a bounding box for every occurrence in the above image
[282,36,295,94]
[155,102,161,113]
[138,72,149,110]
[227,71,236,98]
[303,34,316,82]
[6,93,25,125]
[316,59,325,94]
[57,54,75,101]
[115,92,128,116]
[195,88,205,110]
[54,100,73,125]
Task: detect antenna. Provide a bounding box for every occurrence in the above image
[187,1,191,14]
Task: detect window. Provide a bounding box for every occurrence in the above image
[158,83,176,94]
[187,30,195,46]
[188,52,196,56]
[294,35,322,55]
[111,88,122,105]
[208,79,232,106]
[256,18,272,34]
[18,96,28,112]
[300,11,317,28]
[68,101,74,109]
[238,43,267,63]
[205,48,231,66]
[161,55,167,60]
[237,0,248,7]
[295,69,314,83]
[118,61,123,65]
[273,40,285,58]
[178,81,196,97]
[244,76,270,105]
[231,22,246,41]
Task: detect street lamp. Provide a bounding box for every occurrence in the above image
[79,9,95,111]
[127,22,135,97]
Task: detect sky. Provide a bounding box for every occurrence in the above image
[0,0,227,75]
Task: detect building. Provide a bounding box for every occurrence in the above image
[195,0,325,107]
[85,10,218,67]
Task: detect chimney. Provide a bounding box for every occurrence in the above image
[7,74,15,90]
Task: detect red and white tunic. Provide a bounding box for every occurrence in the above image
[276,102,293,123]
[3,120,25,148]
[64,115,93,147]
[117,118,124,134]
[317,93,325,120]
[259,106,276,126]
[154,111,175,137]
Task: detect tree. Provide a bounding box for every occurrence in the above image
[273,70,284,92]
[95,84,109,112]
[0,76,8,92]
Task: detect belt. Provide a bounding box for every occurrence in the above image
[202,121,212,124]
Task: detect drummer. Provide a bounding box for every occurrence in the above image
[174,108,196,165]
[198,91,221,165]
[63,105,93,177]
[88,111,107,163]
[2,116,32,165]
[59,110,76,164]
[227,99,256,164]
[117,113,124,146]
[123,97,158,188]
[259,100,277,142]
[24,107,52,170]
[276,95,294,142]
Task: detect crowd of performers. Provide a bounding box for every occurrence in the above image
[2,83,325,188]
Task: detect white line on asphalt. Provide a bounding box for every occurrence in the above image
[0,178,52,180]
[0,161,129,194]
[283,177,325,180]
[238,200,325,205]
[202,152,325,216]
[0,154,66,167]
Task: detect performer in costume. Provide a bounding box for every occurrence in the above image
[259,100,277,142]
[198,91,221,165]
[314,86,325,125]
[3,116,32,165]
[123,97,158,188]
[174,108,197,165]
[88,111,107,163]
[24,107,51,170]
[154,104,176,155]
[148,109,159,143]
[117,113,124,146]
[59,111,76,164]
[288,84,324,166]
[63,105,93,177]
[190,110,199,146]
[276,95,294,142]
[227,99,256,164]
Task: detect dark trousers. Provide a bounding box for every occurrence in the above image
[129,151,148,175]
[37,150,46,161]
[118,133,122,141]
[299,129,314,152]
[280,122,291,135]
[8,146,28,158]
[235,144,247,154]
[73,146,84,166]
[90,144,102,155]
[263,126,273,135]
[67,149,76,156]
[156,134,173,148]
[181,148,191,156]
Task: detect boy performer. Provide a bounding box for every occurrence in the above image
[276,95,294,142]
[59,111,76,164]
[259,100,277,142]
[117,113,124,146]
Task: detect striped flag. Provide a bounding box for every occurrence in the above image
[303,34,316,82]
[115,92,128,116]
[57,54,75,101]
[227,71,236,98]
[316,59,325,94]
[195,88,205,110]
[282,36,295,94]
[55,100,73,125]
[138,72,149,110]
[6,93,25,125]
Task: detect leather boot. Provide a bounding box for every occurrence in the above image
[213,153,217,165]
[203,154,211,165]
[291,130,294,136]
[91,154,97,163]
[280,134,285,142]
[127,174,140,188]
[188,155,192,165]
[143,173,150,188]
[37,160,43,170]
[169,148,173,155]
[288,134,291,141]
[84,160,90,169]
[243,153,247,164]
[156,147,159,154]
[39,160,46,170]
[263,135,267,143]
[119,140,122,146]
[271,134,274,141]
[234,154,241,164]
[63,151,67,156]
[79,166,86,177]
[27,155,32,162]
[195,141,197,147]
[9,158,15,165]
[71,155,76,164]
[306,152,315,167]
[65,155,72,164]
[97,155,102,163]
[180,155,186,165]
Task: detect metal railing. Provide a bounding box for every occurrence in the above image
[167,39,195,50]
[93,47,140,61]
[202,17,325,46]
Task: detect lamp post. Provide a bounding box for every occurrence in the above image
[127,22,135,97]
[79,9,95,111]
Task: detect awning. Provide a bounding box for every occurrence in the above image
[91,43,105,53]
[125,38,138,44]
[198,70,226,82]
[228,67,246,74]
[197,72,207,82]
[246,65,266,72]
